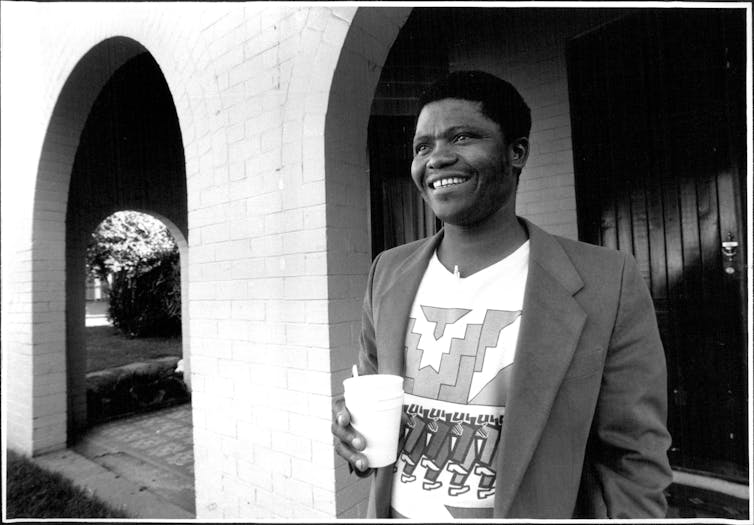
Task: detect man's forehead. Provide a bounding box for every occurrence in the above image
[414,98,497,134]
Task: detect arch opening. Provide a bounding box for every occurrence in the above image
[65,47,188,440]
[17,34,190,463]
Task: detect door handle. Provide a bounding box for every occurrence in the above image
[722,233,738,258]
[722,233,739,275]
[722,241,738,257]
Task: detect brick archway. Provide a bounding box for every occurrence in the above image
[8,36,188,454]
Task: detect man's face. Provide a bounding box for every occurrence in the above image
[411,98,522,227]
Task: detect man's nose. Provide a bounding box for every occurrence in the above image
[426,143,457,170]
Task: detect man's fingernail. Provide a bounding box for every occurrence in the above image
[355,459,366,471]
[352,437,364,450]
[337,414,346,426]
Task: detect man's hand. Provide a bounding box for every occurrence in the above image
[332,397,371,475]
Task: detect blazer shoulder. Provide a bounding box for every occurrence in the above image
[554,235,629,270]
[549,235,636,292]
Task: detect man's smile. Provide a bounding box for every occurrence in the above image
[427,174,471,190]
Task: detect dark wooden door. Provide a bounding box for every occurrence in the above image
[567,10,747,479]
[368,115,440,258]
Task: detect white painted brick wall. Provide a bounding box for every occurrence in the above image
[175,5,372,518]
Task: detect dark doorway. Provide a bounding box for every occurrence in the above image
[567,9,747,480]
[368,116,440,257]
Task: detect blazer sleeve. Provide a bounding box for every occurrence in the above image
[589,254,673,518]
[357,252,383,376]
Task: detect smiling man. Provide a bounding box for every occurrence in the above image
[332,71,672,519]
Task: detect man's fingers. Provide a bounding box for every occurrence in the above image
[333,439,369,472]
[332,398,350,426]
[331,397,369,472]
[332,400,367,450]
[331,420,366,451]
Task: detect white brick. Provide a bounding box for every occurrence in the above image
[254,447,293,477]
[282,230,326,254]
[238,420,273,448]
[218,319,249,341]
[286,369,332,396]
[291,458,336,490]
[287,413,333,445]
[265,386,313,414]
[286,322,329,347]
[312,486,337,514]
[270,431,312,460]
[248,364,288,388]
[246,192,283,215]
[231,300,266,320]
[272,472,314,507]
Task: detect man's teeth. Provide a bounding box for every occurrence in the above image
[430,177,467,189]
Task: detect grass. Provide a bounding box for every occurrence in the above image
[5,450,129,519]
[87,325,181,373]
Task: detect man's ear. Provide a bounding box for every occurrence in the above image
[509,137,530,170]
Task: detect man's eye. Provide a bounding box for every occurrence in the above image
[454,134,471,143]
[414,144,430,155]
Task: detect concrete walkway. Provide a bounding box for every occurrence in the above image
[34,404,195,519]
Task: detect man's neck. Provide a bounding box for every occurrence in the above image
[437,211,528,278]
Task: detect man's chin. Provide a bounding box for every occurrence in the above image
[432,211,474,228]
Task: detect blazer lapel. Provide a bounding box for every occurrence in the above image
[373,232,443,376]
[494,220,587,517]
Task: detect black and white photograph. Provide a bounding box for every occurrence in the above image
[1,1,751,521]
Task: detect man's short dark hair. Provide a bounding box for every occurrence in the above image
[417,70,532,143]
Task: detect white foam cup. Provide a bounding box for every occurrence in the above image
[343,374,404,468]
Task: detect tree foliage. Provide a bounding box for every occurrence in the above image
[108,250,182,337]
[87,211,177,280]
[87,211,181,337]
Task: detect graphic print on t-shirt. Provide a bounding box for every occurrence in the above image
[405,306,520,404]
[391,244,529,519]
[393,304,521,519]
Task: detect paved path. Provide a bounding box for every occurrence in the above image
[35,404,195,519]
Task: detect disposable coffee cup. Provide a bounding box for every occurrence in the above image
[343,374,404,468]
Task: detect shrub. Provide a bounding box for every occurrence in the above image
[108,250,181,337]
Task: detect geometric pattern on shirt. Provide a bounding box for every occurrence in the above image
[404,307,521,404]
[394,399,504,516]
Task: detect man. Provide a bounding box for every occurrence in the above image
[332,70,672,519]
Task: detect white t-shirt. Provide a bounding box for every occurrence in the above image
[391,241,530,519]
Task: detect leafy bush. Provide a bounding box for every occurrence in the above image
[108,250,181,337]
